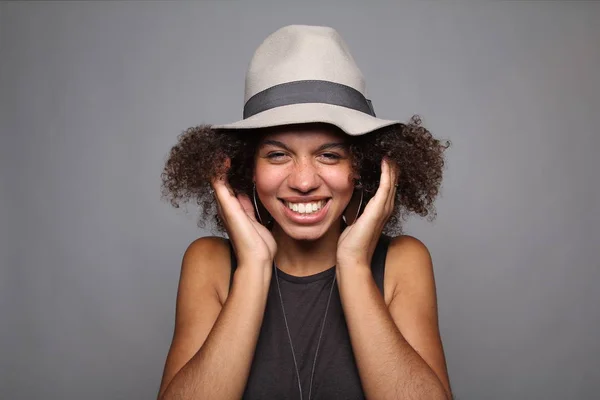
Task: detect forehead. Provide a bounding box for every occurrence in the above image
[259,123,348,145]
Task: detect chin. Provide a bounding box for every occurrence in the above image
[277,223,328,241]
[273,215,343,242]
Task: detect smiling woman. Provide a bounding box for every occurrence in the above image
[158,25,452,400]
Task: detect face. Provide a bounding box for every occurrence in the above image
[254,125,357,241]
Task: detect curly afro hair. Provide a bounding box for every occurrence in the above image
[161,115,450,236]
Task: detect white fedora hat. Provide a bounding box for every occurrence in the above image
[212,25,401,136]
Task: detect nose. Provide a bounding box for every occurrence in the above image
[286,158,321,193]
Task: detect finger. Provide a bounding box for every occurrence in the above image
[378,158,395,219]
[375,157,393,202]
[384,158,399,213]
[238,193,258,222]
[363,158,392,215]
[213,189,224,219]
[389,175,398,213]
[211,175,244,223]
[211,156,234,196]
[389,158,400,184]
[354,164,390,229]
[211,180,230,232]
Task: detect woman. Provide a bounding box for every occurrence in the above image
[158,25,452,400]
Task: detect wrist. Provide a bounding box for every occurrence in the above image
[335,261,371,275]
[336,256,370,270]
[235,262,273,287]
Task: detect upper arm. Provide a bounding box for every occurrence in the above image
[157,236,231,399]
[385,235,452,398]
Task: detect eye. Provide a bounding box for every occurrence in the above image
[265,151,289,161]
[318,152,342,163]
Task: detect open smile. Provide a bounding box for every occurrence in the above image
[283,199,327,214]
[278,198,332,224]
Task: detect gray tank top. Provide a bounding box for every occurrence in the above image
[228,235,391,399]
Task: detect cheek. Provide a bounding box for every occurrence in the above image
[254,167,287,193]
[321,170,355,214]
[320,168,355,193]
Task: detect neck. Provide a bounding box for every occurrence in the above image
[271,220,342,277]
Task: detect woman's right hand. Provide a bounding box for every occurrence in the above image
[211,164,277,269]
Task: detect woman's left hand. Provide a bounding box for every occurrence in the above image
[337,157,399,268]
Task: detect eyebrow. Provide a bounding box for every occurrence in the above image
[260,140,348,152]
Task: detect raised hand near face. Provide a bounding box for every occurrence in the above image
[337,158,399,268]
[211,159,277,269]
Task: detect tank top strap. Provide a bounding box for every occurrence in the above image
[227,235,392,296]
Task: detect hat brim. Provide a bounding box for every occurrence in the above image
[211,103,400,136]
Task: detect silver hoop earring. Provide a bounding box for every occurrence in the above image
[252,183,264,225]
[342,182,364,226]
[252,183,273,226]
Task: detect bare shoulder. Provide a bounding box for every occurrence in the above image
[183,235,230,258]
[157,236,232,398]
[383,235,435,304]
[384,235,452,397]
[180,236,233,305]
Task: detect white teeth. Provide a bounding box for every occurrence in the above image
[285,200,325,214]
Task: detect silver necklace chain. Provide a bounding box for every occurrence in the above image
[274,262,337,400]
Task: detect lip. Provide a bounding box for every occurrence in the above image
[280,198,331,225]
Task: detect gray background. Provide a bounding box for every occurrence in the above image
[1,1,599,399]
